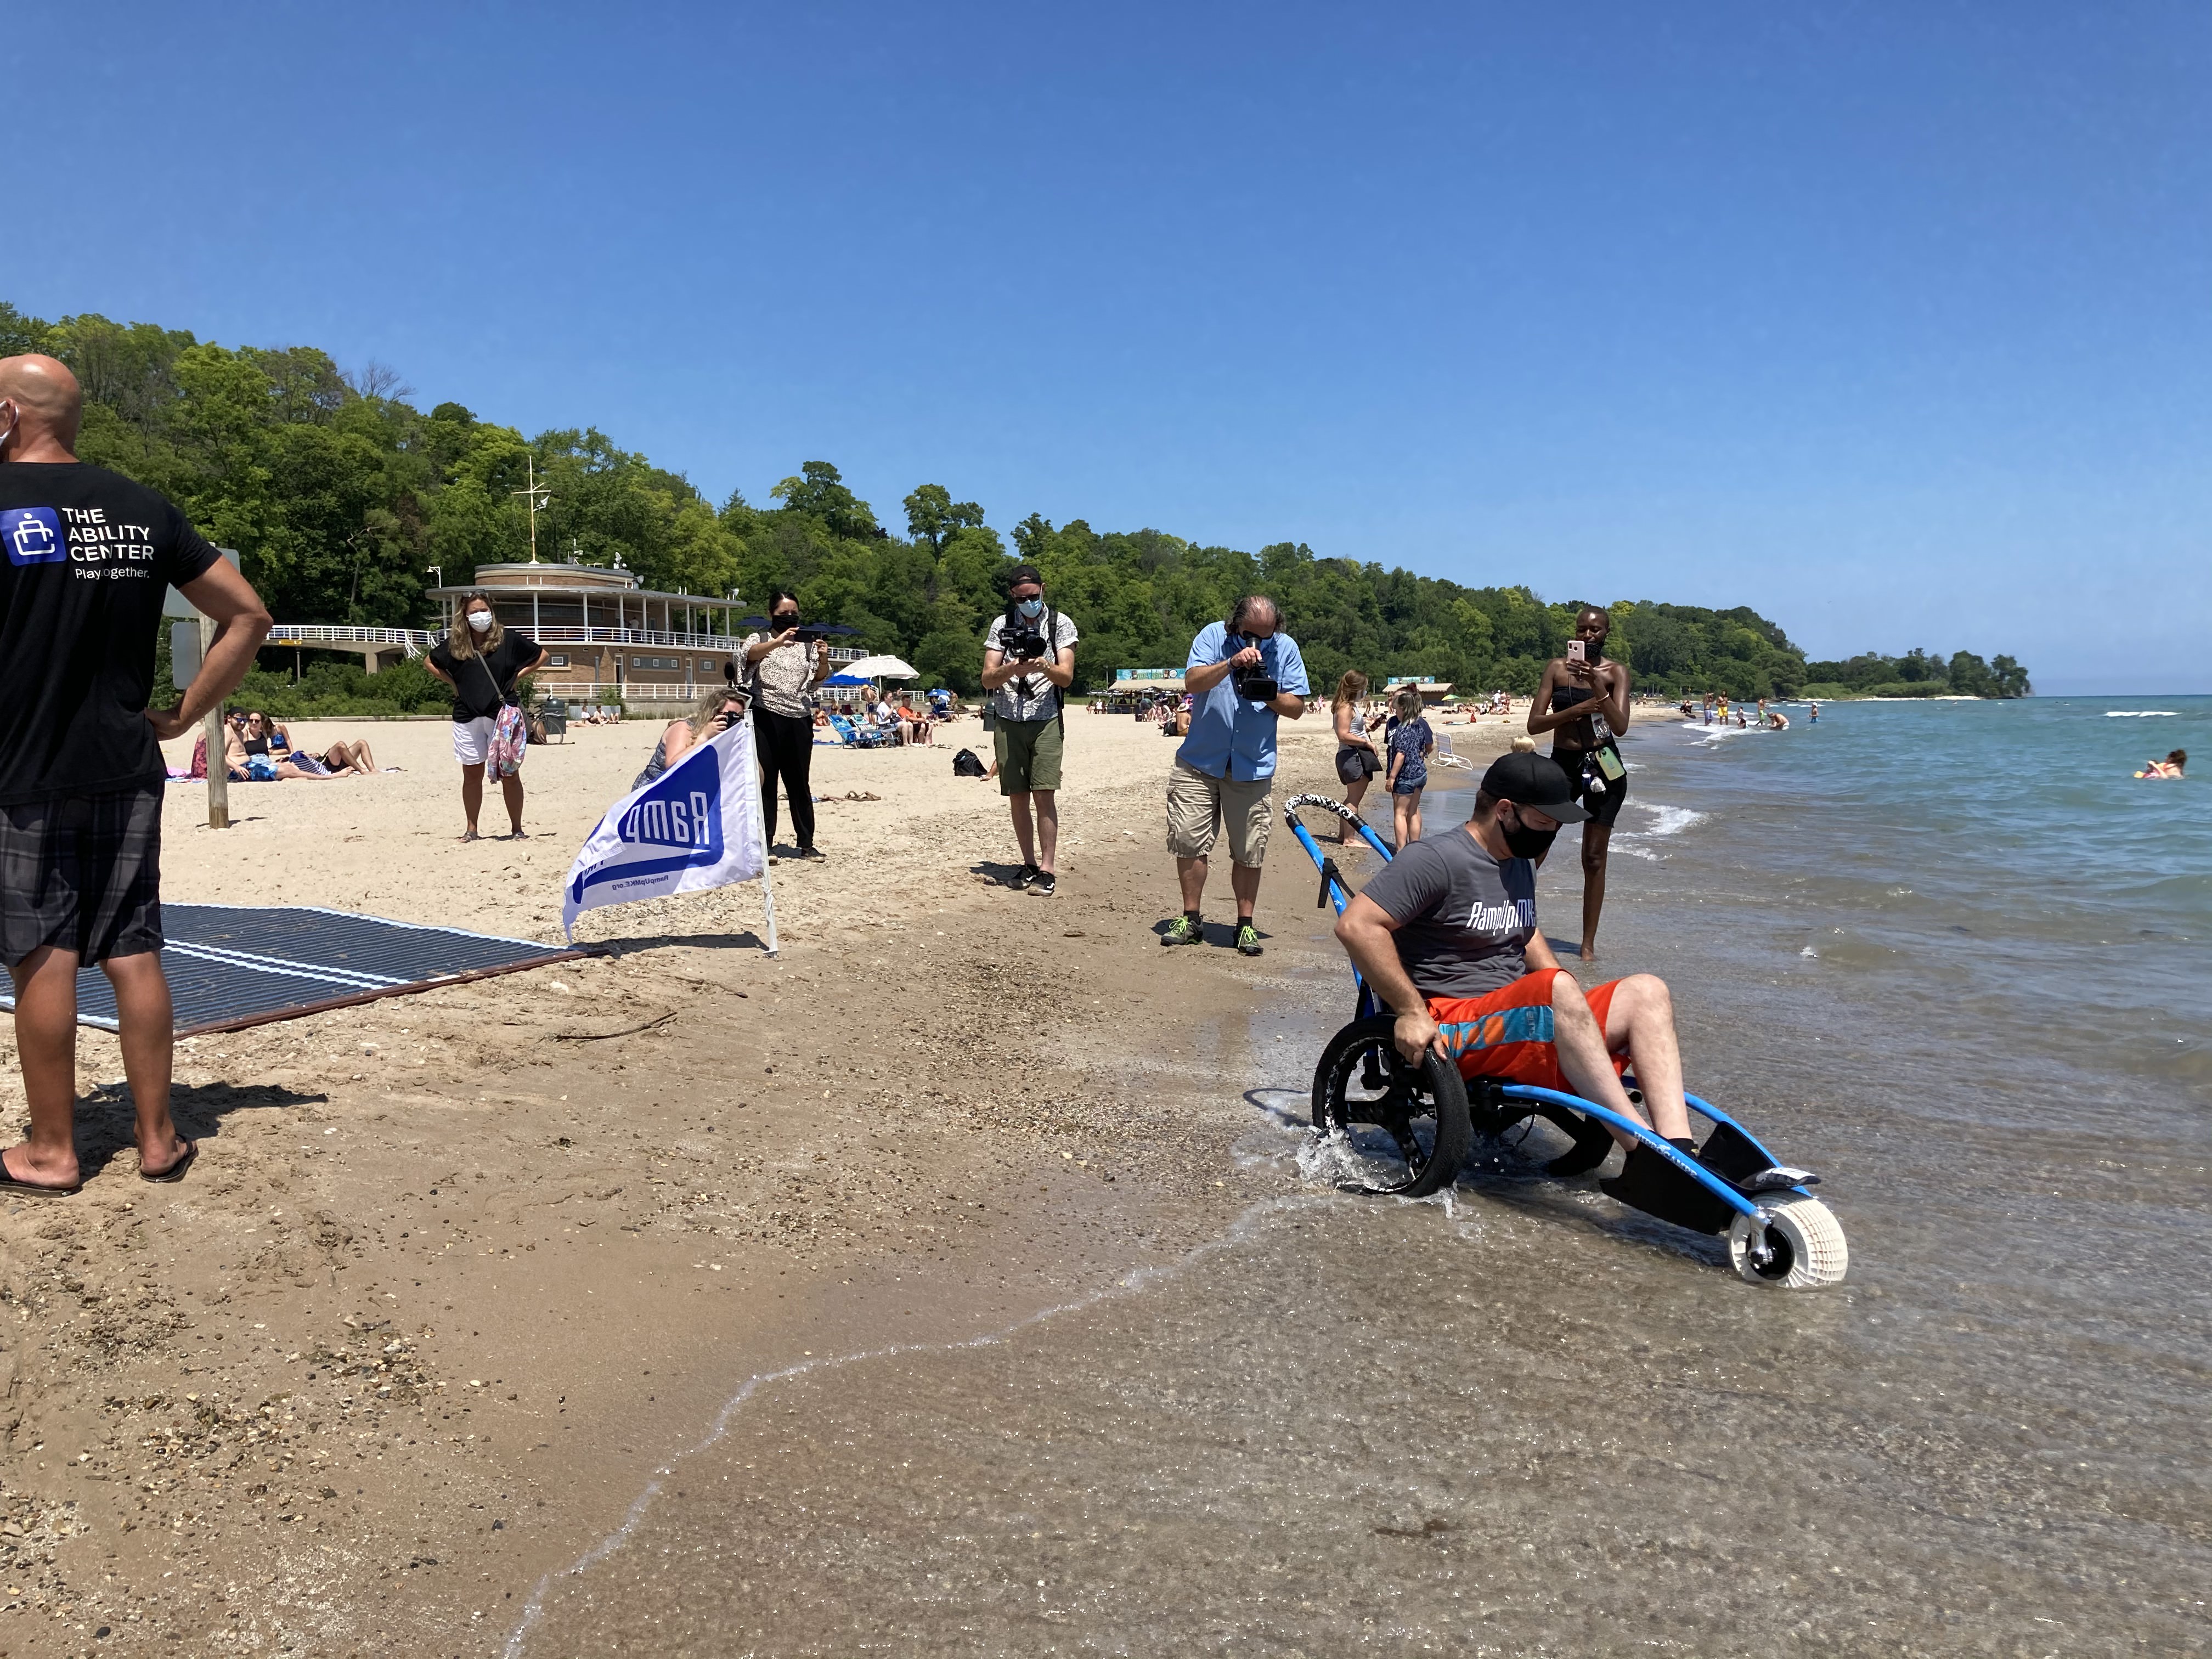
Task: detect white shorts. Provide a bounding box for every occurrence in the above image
[452,716,498,766]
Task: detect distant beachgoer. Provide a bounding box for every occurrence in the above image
[1,350,271,1194]
[1808,701,1820,723]
[268,720,377,776]
[1330,672,1383,842]
[1385,686,1434,849]
[741,590,831,859]
[2136,748,2186,779]
[635,687,748,791]
[426,593,548,840]
[1768,712,1790,730]
[1736,711,1748,728]
[1528,606,1632,962]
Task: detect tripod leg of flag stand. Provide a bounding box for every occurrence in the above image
[748,713,780,957]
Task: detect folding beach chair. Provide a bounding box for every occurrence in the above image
[828,712,895,749]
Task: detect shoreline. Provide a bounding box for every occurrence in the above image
[2,704,1576,1653]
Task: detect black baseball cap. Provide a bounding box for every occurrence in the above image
[1480,751,1590,822]
[1007,564,1045,589]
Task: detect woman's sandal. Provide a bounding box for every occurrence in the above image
[457,830,481,842]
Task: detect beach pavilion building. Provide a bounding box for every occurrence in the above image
[426,558,861,710]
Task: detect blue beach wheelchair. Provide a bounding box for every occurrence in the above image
[1285,794,1848,1289]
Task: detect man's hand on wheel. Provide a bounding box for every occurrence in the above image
[1393,1008,1443,1064]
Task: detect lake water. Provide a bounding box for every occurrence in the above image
[512,698,2210,1658]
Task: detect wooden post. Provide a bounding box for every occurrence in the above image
[200,613,229,830]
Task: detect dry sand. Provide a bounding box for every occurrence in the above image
[0,701,1570,1656]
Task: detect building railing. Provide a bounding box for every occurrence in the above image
[262,622,864,664]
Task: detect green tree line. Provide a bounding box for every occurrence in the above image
[1802,648,2031,699]
[5,300,2027,710]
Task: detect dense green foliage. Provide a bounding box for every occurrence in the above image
[1802,647,2031,700]
[7,299,2028,708]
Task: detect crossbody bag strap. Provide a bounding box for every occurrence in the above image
[472,648,513,710]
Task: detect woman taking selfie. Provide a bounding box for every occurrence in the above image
[741,589,832,857]
[1528,605,1632,961]
[426,592,546,841]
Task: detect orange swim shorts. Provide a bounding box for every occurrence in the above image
[1426,970,1626,1094]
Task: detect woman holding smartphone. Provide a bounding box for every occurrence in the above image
[741,590,832,858]
[1528,606,1633,962]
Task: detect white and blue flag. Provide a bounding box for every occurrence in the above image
[561,720,775,947]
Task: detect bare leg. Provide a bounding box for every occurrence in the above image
[1597,972,1690,1140]
[500,772,527,836]
[1008,792,1038,866]
[103,951,188,1174]
[1408,788,1424,845]
[1392,792,1413,850]
[1031,788,1059,873]
[1544,970,1658,1150]
[1176,854,1208,912]
[1579,821,1612,961]
[348,740,376,774]
[1339,775,1369,840]
[1228,859,1263,922]
[459,762,486,837]
[4,946,85,1187]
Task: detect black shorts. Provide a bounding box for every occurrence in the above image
[1335,745,1381,785]
[1552,747,1628,828]
[0,785,166,969]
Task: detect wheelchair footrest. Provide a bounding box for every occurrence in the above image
[1600,1142,1736,1235]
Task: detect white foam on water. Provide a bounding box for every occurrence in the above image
[1637,803,1708,838]
[2105,710,2179,717]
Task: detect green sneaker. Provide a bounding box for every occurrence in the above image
[1161,914,1203,946]
[1235,923,1263,957]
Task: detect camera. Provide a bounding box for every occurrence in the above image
[1226,636,1277,703]
[1001,627,1048,662]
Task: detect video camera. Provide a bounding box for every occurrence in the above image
[999,626,1049,663]
[1227,635,1278,703]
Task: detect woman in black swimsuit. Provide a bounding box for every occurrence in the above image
[1527,606,1633,962]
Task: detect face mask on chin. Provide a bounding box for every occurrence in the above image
[466,612,493,633]
[1582,635,1607,664]
[1499,804,1558,861]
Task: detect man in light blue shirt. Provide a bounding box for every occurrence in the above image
[1163,595,1310,956]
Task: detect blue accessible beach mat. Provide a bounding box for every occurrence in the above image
[0,904,591,1036]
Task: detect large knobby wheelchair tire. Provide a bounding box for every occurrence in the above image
[1728,1193,1849,1289]
[1310,1015,1472,1199]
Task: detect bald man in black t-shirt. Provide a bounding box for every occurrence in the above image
[0,354,272,1194]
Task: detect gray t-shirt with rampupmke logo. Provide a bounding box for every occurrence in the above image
[1355,825,1538,998]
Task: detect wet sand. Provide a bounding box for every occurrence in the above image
[0,703,1541,1655]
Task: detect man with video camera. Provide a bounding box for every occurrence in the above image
[980,564,1078,894]
[1163,594,1309,956]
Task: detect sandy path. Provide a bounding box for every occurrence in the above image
[0,702,1556,1655]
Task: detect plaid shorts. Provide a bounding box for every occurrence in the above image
[0,785,166,970]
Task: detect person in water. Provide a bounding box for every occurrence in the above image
[1526,606,1632,961]
[2136,748,2186,779]
[1333,750,1697,1178]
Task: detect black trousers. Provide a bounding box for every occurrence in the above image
[754,707,816,850]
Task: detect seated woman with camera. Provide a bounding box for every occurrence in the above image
[634,686,751,790]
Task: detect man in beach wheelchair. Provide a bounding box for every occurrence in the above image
[1331,749,1696,1181]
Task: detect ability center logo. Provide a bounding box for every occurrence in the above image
[3,506,65,566]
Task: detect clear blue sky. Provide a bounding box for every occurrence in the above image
[13,1,2209,691]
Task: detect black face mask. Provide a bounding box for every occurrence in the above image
[1579,634,1607,664]
[775,612,800,630]
[1499,805,1558,861]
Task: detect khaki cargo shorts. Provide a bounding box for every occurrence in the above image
[1165,760,1271,866]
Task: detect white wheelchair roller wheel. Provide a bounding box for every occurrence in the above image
[1728,1194,1848,1289]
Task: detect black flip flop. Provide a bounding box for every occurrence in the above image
[0,1147,82,1198]
[140,1138,198,1184]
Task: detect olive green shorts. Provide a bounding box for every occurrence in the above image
[994,718,1063,794]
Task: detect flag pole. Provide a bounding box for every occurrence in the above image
[747,710,780,957]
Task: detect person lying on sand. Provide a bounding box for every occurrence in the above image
[1333,750,1700,1178]
[2136,748,2186,778]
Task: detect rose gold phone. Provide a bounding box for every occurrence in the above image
[1566,639,1586,663]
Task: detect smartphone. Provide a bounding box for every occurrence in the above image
[1566,639,1586,664]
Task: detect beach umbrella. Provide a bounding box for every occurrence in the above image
[840,654,919,680]
[822,672,872,687]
